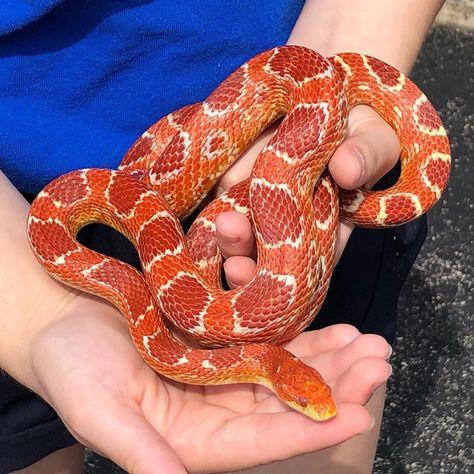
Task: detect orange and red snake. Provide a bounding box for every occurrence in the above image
[27,46,450,420]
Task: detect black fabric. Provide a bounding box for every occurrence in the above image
[1,168,426,471]
[0,371,76,473]
[310,216,427,342]
[311,163,427,342]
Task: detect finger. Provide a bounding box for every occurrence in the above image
[303,333,391,380]
[215,211,255,259]
[335,220,354,263]
[205,403,373,472]
[284,324,361,358]
[328,105,400,190]
[64,394,186,474]
[223,256,257,288]
[332,357,392,405]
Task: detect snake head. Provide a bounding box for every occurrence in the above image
[272,355,336,421]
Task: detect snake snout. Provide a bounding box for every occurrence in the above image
[272,356,336,421]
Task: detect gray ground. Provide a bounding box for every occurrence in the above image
[84,19,473,474]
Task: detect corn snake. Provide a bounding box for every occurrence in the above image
[27,46,450,420]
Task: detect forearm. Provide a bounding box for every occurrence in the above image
[0,171,78,387]
[288,0,445,73]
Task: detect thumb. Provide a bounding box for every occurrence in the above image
[329,105,400,190]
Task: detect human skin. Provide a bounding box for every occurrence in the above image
[2,1,444,473]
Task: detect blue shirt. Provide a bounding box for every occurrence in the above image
[0,0,304,194]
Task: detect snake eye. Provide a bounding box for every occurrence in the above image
[297,396,308,407]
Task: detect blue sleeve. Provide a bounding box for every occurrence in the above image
[0,0,305,194]
[0,0,65,35]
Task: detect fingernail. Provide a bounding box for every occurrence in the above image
[352,147,365,186]
[226,279,239,289]
[223,235,240,245]
[370,366,392,394]
[370,383,381,395]
[386,345,393,360]
[362,416,376,433]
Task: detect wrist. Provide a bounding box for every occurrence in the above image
[0,171,80,390]
[288,0,444,73]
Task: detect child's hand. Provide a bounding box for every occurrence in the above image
[29,293,390,473]
[215,105,400,287]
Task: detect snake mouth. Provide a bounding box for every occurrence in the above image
[286,398,337,421]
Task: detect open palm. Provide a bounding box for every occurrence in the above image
[30,293,391,474]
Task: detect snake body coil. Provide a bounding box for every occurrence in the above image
[28,47,450,420]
